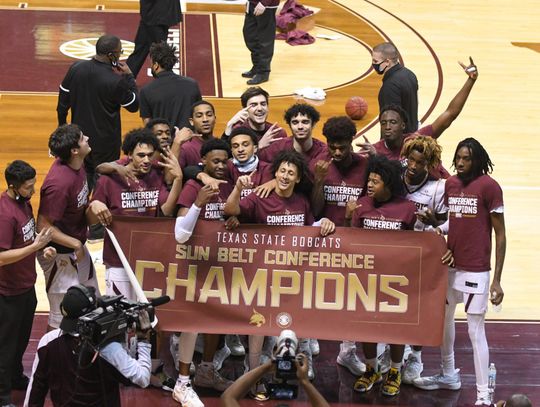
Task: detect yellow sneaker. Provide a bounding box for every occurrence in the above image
[353,365,382,393]
[382,367,401,396]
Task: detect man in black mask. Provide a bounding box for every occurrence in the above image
[371,42,418,134]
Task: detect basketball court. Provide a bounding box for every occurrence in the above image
[0,0,539,405]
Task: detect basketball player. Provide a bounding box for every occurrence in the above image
[398,136,448,384]
[345,155,416,397]
[413,138,506,406]
[224,150,336,389]
[173,139,237,407]
[37,124,101,331]
[310,116,369,377]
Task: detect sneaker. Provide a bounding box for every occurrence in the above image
[353,365,382,393]
[298,339,315,380]
[382,367,401,396]
[475,391,491,406]
[402,355,423,384]
[213,344,231,371]
[249,380,269,401]
[173,381,204,407]
[261,336,276,364]
[151,365,176,392]
[194,363,233,392]
[337,344,366,376]
[226,335,245,356]
[377,345,391,374]
[413,369,461,391]
[170,333,180,371]
[309,338,320,356]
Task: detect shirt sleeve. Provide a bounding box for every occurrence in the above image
[57,65,74,125]
[239,193,257,221]
[38,184,69,222]
[100,341,152,388]
[177,182,198,207]
[484,178,504,212]
[433,179,447,214]
[116,74,139,113]
[139,88,151,118]
[91,176,110,205]
[0,215,16,250]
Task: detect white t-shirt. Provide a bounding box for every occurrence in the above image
[405,178,446,231]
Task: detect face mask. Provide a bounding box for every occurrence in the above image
[14,189,31,203]
[372,60,387,75]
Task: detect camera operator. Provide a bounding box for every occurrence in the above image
[24,285,152,407]
[221,331,330,407]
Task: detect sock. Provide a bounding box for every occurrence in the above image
[411,349,422,364]
[366,358,378,372]
[390,361,402,370]
[442,352,456,376]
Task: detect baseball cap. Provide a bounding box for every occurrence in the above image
[59,285,97,333]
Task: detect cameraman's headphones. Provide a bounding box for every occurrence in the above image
[60,284,97,317]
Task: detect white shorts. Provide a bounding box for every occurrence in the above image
[38,246,101,327]
[447,268,490,314]
[105,267,137,301]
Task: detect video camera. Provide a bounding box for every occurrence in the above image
[77,295,169,348]
[268,329,300,400]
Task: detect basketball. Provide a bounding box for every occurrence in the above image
[345,96,368,120]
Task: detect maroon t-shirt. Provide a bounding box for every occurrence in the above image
[373,125,450,179]
[232,120,288,143]
[0,192,36,295]
[258,136,328,168]
[227,160,274,198]
[445,174,504,272]
[178,136,214,168]
[312,153,369,226]
[92,169,169,267]
[177,179,233,220]
[239,190,314,225]
[39,159,89,251]
[351,195,416,231]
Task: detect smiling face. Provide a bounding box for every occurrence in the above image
[152,123,172,150]
[190,103,216,136]
[130,143,155,175]
[274,161,300,197]
[202,149,229,179]
[246,94,269,127]
[379,110,406,148]
[230,134,257,164]
[289,113,313,141]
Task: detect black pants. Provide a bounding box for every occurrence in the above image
[0,287,37,404]
[242,5,277,75]
[126,22,170,78]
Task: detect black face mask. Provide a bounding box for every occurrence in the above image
[14,189,31,203]
[372,60,387,75]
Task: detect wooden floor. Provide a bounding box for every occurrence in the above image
[1,0,539,321]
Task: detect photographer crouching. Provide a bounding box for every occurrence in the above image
[24,284,161,407]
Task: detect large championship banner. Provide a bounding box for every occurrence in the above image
[110,217,448,346]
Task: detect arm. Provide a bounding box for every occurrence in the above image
[37,214,85,261]
[57,87,70,126]
[310,160,330,218]
[100,340,152,388]
[170,127,199,164]
[431,57,478,138]
[295,354,331,407]
[223,108,250,138]
[159,149,183,217]
[96,161,138,186]
[224,175,253,217]
[0,228,53,267]
[175,185,217,243]
[115,62,139,113]
[489,212,506,305]
[220,361,274,407]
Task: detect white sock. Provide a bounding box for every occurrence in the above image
[467,313,489,391]
[411,349,422,364]
[390,361,402,370]
[177,374,190,385]
[441,302,457,376]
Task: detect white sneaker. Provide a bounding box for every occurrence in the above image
[225,335,245,356]
[298,339,315,380]
[170,333,180,371]
[193,363,233,392]
[213,344,231,371]
[475,391,491,406]
[336,344,366,376]
[261,336,276,364]
[413,369,461,390]
[173,381,204,407]
[310,338,320,356]
[377,345,391,374]
[402,355,424,384]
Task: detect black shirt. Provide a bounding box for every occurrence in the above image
[139,70,201,129]
[57,58,139,167]
[379,63,419,133]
